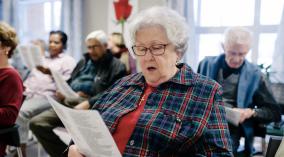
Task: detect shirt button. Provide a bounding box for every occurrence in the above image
[176,117,181,123]
[130,140,135,146]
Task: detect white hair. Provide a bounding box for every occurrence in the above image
[85,30,107,45]
[223,26,253,48]
[126,6,189,57]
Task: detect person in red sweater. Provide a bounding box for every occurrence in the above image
[0,22,24,157]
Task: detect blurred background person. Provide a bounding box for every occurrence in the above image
[0,21,23,157]
[198,26,281,156]
[10,39,47,81]
[9,47,30,81]
[108,32,137,74]
[16,30,76,157]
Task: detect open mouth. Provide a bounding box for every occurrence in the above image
[147,66,157,71]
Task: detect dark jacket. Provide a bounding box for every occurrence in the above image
[68,50,127,98]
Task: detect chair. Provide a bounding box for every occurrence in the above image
[265,136,282,157]
[0,124,23,157]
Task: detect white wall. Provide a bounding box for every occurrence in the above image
[82,0,109,40]
[82,0,167,38]
[137,0,167,11]
[81,0,166,52]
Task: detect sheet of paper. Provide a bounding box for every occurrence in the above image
[50,69,79,99]
[18,45,43,70]
[224,106,241,126]
[47,96,121,157]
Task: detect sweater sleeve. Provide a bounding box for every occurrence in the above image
[0,69,23,125]
[253,74,281,123]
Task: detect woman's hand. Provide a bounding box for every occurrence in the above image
[36,65,51,75]
[68,145,85,157]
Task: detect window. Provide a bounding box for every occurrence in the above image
[198,34,223,60]
[258,33,277,66]
[17,0,61,44]
[260,0,284,25]
[195,0,284,66]
[200,0,255,27]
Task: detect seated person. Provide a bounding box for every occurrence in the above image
[10,49,30,81]
[16,30,76,157]
[11,39,47,81]
[108,32,137,74]
[29,30,127,157]
[0,22,24,157]
[198,26,281,156]
[68,7,232,157]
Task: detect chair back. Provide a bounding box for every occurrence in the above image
[266,136,282,157]
[0,124,21,147]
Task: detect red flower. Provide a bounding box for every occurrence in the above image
[114,0,132,22]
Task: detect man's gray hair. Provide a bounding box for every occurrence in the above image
[127,6,189,57]
[223,26,253,49]
[85,30,107,45]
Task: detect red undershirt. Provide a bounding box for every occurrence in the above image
[113,84,155,154]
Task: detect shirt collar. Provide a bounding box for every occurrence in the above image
[167,63,195,86]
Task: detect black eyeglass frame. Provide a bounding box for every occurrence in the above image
[131,44,169,56]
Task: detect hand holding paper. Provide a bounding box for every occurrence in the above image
[47,96,121,157]
[51,69,79,99]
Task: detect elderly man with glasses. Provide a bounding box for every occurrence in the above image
[198,26,281,156]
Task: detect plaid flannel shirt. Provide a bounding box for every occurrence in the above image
[91,63,233,157]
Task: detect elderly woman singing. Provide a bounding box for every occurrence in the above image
[68,6,232,157]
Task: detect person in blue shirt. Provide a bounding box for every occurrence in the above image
[198,26,281,156]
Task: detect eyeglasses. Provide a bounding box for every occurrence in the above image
[132,44,169,56]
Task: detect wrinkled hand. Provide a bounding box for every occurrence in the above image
[36,65,51,75]
[234,108,255,124]
[55,91,65,103]
[68,145,85,157]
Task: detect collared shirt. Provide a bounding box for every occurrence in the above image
[24,53,76,99]
[113,84,155,154]
[92,63,232,157]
